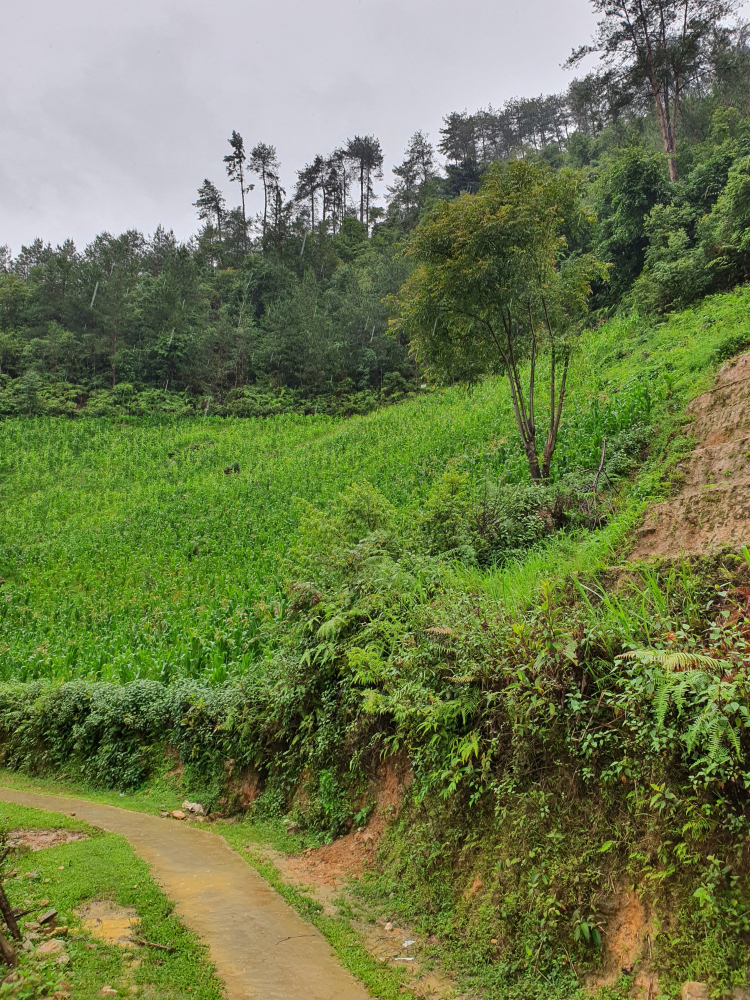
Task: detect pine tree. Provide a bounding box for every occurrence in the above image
[344,136,384,229]
[223,131,253,251]
[249,143,280,238]
[569,0,741,181]
[389,131,436,214]
[193,179,226,249]
[295,156,325,230]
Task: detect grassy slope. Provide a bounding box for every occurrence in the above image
[0,285,747,682]
[0,801,223,1000]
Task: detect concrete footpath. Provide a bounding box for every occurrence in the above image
[0,787,371,1000]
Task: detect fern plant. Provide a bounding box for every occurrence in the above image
[616,648,722,670]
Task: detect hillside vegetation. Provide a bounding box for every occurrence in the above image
[2,286,746,683]
[3,288,750,998]
[5,3,750,994]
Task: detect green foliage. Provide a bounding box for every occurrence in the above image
[5,271,720,682]
[394,159,607,480]
[711,330,750,364]
[1,287,750,994]
[0,230,415,416]
[592,146,673,303]
[419,468,594,565]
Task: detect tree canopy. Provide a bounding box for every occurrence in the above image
[393,161,607,480]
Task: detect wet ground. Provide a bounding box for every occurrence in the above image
[0,787,371,1000]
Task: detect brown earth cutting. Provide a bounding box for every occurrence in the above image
[631,352,750,560]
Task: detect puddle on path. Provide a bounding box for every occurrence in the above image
[76,900,137,948]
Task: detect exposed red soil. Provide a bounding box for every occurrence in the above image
[631,352,750,560]
[7,828,89,851]
[280,757,412,889]
[586,888,658,997]
[254,760,463,997]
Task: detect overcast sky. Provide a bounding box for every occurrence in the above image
[1,0,603,253]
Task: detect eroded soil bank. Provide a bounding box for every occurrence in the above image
[0,787,370,1000]
[632,351,750,559]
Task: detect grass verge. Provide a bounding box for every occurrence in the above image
[0,801,224,1000]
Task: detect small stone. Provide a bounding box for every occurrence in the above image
[38,900,50,906]
[682,983,709,1000]
[384,922,393,932]
[286,823,300,835]
[491,938,498,945]
[49,926,68,937]
[24,922,41,932]
[101,988,118,997]
[171,810,186,821]
[39,908,58,924]
[181,801,205,815]
[55,953,70,965]
[160,811,169,818]
[37,938,65,956]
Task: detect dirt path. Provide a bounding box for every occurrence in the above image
[0,787,371,1000]
[631,351,750,560]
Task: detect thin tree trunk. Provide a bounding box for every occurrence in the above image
[0,884,21,942]
[491,312,542,481]
[262,168,268,238]
[239,165,247,251]
[630,1,678,179]
[0,928,17,968]
[542,351,570,480]
[365,166,371,232]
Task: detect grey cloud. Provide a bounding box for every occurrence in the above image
[2,0,601,251]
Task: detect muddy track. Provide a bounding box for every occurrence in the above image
[0,787,370,1000]
[631,351,750,560]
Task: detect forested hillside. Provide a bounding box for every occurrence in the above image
[2,0,750,417]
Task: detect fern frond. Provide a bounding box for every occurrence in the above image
[616,649,719,670]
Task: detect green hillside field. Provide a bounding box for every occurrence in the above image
[1,285,748,683]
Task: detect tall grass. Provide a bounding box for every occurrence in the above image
[1,285,747,682]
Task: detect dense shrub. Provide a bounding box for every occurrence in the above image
[0,374,414,419]
[0,681,255,799]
